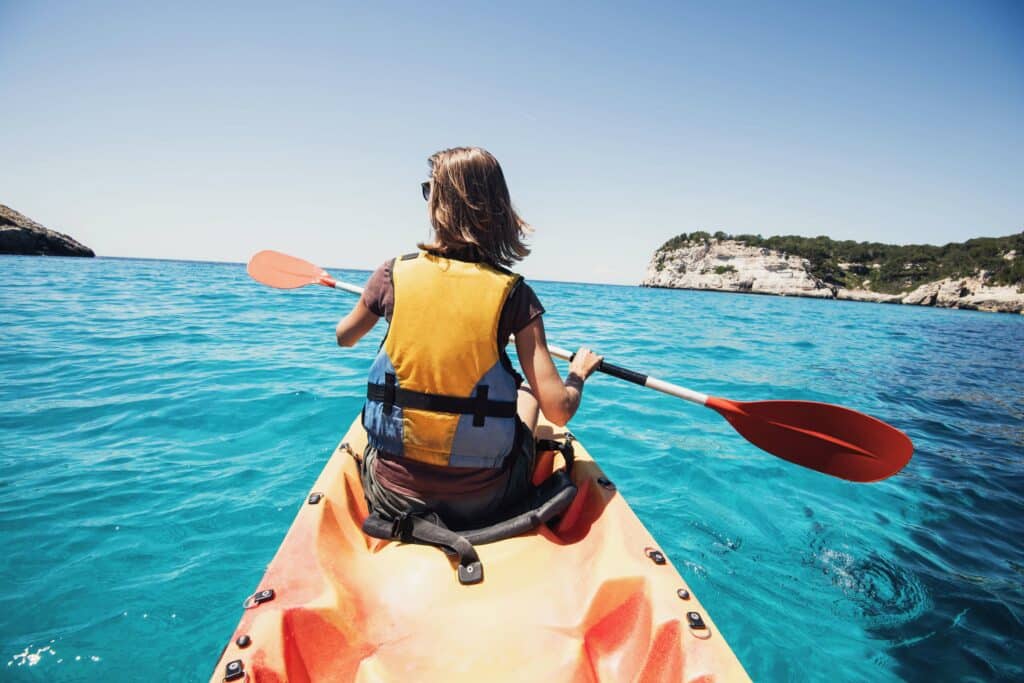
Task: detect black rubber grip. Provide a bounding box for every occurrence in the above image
[598,361,648,386]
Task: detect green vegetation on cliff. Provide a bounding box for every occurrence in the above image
[657,231,1024,294]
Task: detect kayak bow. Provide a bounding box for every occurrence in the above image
[210,417,750,682]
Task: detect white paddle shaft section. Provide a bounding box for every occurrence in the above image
[328,277,709,407]
[328,279,365,296]
[645,377,710,407]
[546,344,709,407]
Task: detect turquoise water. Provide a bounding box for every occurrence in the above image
[1,255,1021,681]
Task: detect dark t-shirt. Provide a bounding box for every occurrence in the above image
[359,257,545,498]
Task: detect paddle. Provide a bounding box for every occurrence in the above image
[247,250,914,482]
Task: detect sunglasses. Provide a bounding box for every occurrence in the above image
[421,181,431,201]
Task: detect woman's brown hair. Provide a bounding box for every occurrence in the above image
[419,147,531,267]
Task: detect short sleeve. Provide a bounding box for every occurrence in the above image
[499,280,545,343]
[360,259,395,319]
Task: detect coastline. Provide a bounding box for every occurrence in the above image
[641,278,1024,315]
[638,282,1024,317]
[643,240,1024,315]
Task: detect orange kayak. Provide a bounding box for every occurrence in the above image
[210,417,749,682]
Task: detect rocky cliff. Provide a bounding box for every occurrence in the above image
[642,238,1024,314]
[0,204,94,257]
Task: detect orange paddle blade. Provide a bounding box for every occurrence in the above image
[705,397,913,482]
[247,250,333,289]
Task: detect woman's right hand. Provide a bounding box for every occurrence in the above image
[514,318,601,427]
[569,347,603,380]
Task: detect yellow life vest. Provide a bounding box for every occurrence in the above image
[363,252,522,468]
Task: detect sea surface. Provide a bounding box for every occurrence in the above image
[1,255,1022,682]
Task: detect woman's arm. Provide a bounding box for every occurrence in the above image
[514,317,602,427]
[336,299,380,347]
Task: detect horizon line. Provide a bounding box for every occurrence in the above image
[86,254,638,288]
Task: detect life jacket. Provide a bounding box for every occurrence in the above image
[363,251,522,468]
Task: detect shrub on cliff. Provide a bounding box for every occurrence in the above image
[656,231,1023,293]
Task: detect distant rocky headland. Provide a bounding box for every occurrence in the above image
[642,231,1024,314]
[0,203,94,257]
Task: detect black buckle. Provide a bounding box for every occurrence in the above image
[390,512,414,541]
[472,385,489,427]
[535,437,575,474]
[382,373,396,416]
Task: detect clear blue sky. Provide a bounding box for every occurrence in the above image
[1,1,1021,283]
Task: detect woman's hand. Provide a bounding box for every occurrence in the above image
[514,319,603,427]
[569,348,603,380]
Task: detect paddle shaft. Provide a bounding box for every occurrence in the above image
[320,275,364,296]
[545,345,709,406]
[324,275,710,408]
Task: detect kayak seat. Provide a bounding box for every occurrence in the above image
[461,469,577,545]
[361,439,579,585]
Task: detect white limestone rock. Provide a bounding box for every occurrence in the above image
[642,239,1024,314]
[835,289,903,304]
[902,276,1024,313]
[642,240,834,299]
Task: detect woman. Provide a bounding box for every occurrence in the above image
[335,146,602,531]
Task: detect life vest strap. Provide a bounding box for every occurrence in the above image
[367,381,518,425]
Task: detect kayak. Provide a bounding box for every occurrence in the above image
[210,417,750,682]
